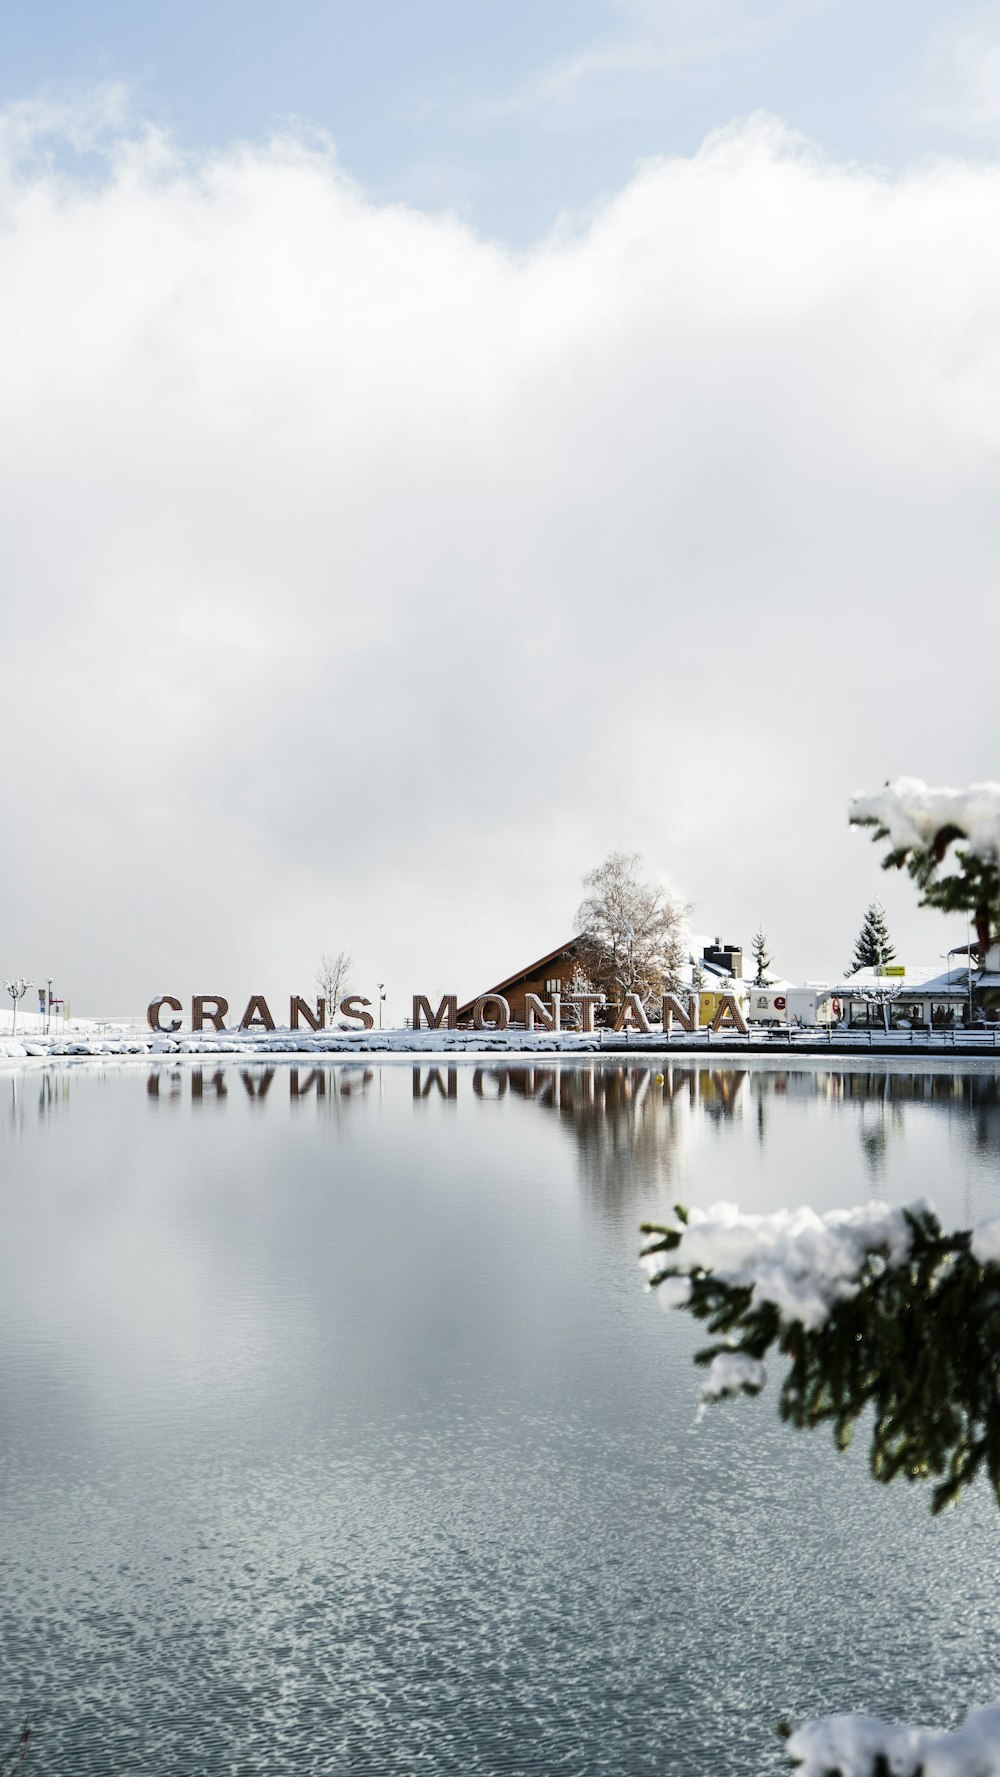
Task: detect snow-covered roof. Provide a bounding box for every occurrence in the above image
[829,966,937,995]
[837,965,1000,998]
[901,966,976,995]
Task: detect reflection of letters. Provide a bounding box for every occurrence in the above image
[290,1068,325,1097]
[192,996,229,1032]
[191,1068,227,1100]
[240,1068,275,1100]
[412,1066,458,1100]
[239,995,275,1032]
[412,994,458,1030]
[290,997,325,1032]
[472,1067,507,1098]
[146,1068,182,1098]
[148,996,183,1034]
[339,996,375,1030]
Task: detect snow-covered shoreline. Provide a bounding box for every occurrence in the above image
[0,1025,999,1063]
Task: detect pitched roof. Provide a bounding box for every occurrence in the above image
[457,935,587,1017]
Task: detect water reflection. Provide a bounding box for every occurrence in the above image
[2,1054,1000,1776]
[145,1064,376,1105]
[10,1059,1000,1192]
[2,1067,72,1135]
[413,1066,457,1101]
[496,1063,749,1204]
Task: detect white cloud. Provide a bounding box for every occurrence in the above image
[915,10,1000,140]
[483,1,834,116]
[0,104,998,1013]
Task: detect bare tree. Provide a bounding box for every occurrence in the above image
[575,851,689,1006]
[316,950,353,1020]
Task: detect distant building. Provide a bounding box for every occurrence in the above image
[701,938,743,978]
[458,930,748,1026]
[456,936,590,1025]
[834,954,1000,1028]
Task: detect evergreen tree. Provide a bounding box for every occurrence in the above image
[847,900,895,975]
[751,926,772,985]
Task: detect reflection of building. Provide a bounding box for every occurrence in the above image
[463,1060,747,1205]
[487,1062,1000,1208]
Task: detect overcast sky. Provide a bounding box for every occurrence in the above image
[2,0,1000,1018]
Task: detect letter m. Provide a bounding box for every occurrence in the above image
[412,994,458,1030]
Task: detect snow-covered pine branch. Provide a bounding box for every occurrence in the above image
[640,1198,1000,1514]
[780,1702,1000,1777]
[849,776,1000,954]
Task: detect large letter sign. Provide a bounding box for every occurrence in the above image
[290,997,325,1032]
[710,994,748,1034]
[661,994,695,1034]
[473,995,510,1030]
[524,993,558,1032]
[411,995,458,1030]
[148,996,183,1033]
[239,995,275,1032]
[192,995,229,1032]
[340,995,375,1030]
[614,993,651,1033]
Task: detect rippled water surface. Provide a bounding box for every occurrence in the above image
[2,1057,1000,1775]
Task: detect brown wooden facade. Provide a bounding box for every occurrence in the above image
[456,936,589,1026]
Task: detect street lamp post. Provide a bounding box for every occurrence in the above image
[376,982,385,1030]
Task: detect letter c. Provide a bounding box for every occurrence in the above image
[148,995,182,1034]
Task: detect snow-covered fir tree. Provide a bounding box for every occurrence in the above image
[847,900,895,975]
[751,926,773,985]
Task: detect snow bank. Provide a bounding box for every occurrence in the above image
[849,776,1000,862]
[786,1703,1000,1776]
[10,1027,608,1061]
[642,1199,917,1331]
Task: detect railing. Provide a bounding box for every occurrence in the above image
[596,1025,1000,1051]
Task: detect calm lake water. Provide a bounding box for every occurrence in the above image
[2,1057,999,1776]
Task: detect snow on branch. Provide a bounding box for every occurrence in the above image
[640,1199,1000,1513]
[848,776,1000,953]
[849,777,1000,864]
[781,1702,1000,1776]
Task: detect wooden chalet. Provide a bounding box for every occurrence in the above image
[457,936,590,1026]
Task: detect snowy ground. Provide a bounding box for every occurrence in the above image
[0,1019,998,1062]
[0,1025,997,1061]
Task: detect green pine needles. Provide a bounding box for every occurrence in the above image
[641,1203,1000,1514]
[849,780,1000,956]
